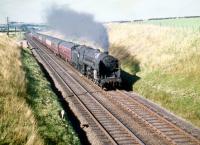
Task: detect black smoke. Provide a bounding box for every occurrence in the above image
[46,6,109,52]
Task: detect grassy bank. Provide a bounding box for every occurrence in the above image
[107,23,200,127]
[0,34,43,144]
[0,33,80,144]
[22,47,80,144]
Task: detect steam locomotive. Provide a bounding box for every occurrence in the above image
[30,32,121,88]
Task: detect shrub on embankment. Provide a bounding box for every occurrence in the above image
[107,23,200,127]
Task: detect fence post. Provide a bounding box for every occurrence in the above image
[6,17,9,36]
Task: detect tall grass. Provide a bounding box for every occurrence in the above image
[0,34,43,144]
[107,23,200,127]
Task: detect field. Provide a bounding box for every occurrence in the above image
[107,19,200,127]
[0,33,80,144]
[137,17,200,30]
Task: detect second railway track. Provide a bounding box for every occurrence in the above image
[27,35,144,145]
[26,34,200,145]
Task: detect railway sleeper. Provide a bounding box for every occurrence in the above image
[170,136,190,141]
[138,114,152,118]
[159,128,177,132]
[112,133,131,139]
[104,126,122,131]
[109,130,127,134]
[99,120,114,123]
[174,138,194,143]
[101,123,120,129]
[147,119,161,123]
[144,117,158,121]
[92,110,108,114]
[94,115,111,119]
[155,125,172,129]
[116,139,138,145]
[151,122,166,126]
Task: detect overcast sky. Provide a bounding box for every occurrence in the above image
[0,0,200,23]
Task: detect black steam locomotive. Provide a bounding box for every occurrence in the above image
[31,32,121,88]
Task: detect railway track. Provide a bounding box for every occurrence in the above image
[27,35,144,145]
[26,35,200,145]
[63,62,200,145]
[49,47,200,145]
[107,90,200,145]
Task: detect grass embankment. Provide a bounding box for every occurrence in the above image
[22,47,80,144]
[0,33,80,144]
[108,23,200,127]
[0,34,43,144]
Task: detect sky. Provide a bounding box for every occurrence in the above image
[0,0,200,24]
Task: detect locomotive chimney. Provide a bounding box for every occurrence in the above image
[104,51,108,55]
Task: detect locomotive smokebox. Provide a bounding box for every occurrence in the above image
[104,51,109,55]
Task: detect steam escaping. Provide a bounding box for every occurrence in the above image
[46,6,109,52]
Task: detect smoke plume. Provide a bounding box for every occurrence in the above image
[46,6,109,52]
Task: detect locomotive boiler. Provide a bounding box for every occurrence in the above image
[30,32,121,88]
